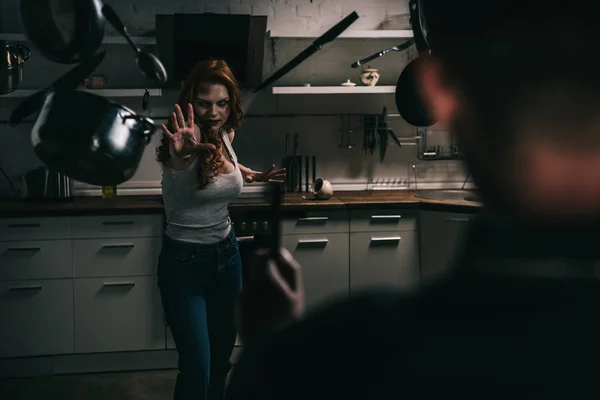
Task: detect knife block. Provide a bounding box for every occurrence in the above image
[282,155,317,193]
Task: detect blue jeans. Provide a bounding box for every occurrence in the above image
[158,230,242,400]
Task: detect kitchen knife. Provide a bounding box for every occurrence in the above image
[268,182,282,255]
[351,39,415,68]
[305,155,309,192]
[291,133,298,192]
[9,50,107,127]
[253,11,359,93]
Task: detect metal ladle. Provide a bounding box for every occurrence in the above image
[101,4,167,84]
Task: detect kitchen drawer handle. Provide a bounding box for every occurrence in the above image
[297,217,328,222]
[371,236,402,243]
[371,215,402,220]
[102,221,134,226]
[298,239,329,244]
[9,285,43,292]
[103,281,136,287]
[7,223,41,228]
[444,217,470,223]
[102,243,135,249]
[236,236,255,242]
[5,247,41,252]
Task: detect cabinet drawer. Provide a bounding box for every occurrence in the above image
[282,233,349,311]
[0,279,74,358]
[350,231,419,292]
[73,238,162,278]
[74,276,165,353]
[350,209,418,233]
[71,215,164,239]
[281,211,349,235]
[0,240,73,281]
[0,217,71,241]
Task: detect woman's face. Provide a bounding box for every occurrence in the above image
[193,83,231,133]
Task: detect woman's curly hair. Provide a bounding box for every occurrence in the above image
[156,59,244,189]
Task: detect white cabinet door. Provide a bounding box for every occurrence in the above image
[350,231,419,293]
[282,233,349,312]
[419,210,474,284]
[74,276,165,353]
[0,279,74,358]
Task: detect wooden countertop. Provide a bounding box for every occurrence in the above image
[0,190,482,217]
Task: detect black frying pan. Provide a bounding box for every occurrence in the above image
[395,0,437,127]
[19,0,105,64]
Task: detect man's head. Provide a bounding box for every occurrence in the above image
[418,0,600,221]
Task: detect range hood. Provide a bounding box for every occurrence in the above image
[155,13,267,89]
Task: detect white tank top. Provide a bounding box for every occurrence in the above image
[161,130,244,244]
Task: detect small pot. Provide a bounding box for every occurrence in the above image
[359,66,380,86]
[0,41,31,94]
[311,178,333,200]
[31,90,156,186]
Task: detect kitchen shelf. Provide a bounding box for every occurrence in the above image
[272,86,396,94]
[269,30,413,39]
[0,33,156,45]
[1,89,162,98]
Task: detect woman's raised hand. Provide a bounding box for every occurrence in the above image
[161,103,216,158]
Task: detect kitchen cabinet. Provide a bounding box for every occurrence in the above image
[282,211,350,312]
[282,233,350,311]
[349,209,420,293]
[0,279,74,358]
[419,210,475,284]
[0,214,166,360]
[74,276,165,353]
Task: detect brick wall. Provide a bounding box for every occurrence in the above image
[0,0,469,196]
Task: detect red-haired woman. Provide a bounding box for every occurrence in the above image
[156,59,284,400]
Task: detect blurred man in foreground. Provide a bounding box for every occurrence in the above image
[227,1,600,398]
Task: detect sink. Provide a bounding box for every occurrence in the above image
[413,190,482,203]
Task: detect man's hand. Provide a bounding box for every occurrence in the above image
[237,248,304,343]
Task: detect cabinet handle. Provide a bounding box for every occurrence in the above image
[5,247,41,252]
[371,215,402,220]
[297,217,328,222]
[370,236,402,243]
[236,236,255,242]
[7,223,40,228]
[101,243,135,249]
[103,281,136,287]
[9,285,43,292]
[298,239,329,244]
[444,217,470,223]
[102,221,134,226]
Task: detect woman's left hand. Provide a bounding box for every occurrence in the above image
[245,165,286,183]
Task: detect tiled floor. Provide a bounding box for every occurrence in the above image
[0,370,177,400]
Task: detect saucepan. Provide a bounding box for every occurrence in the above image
[18,0,167,84]
[395,0,437,127]
[9,50,157,186]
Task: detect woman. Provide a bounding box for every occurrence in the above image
[155,59,285,400]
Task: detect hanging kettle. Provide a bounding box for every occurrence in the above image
[0,41,31,95]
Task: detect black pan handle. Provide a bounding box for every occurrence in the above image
[314,11,359,47]
[351,39,415,68]
[102,4,139,51]
[409,0,429,54]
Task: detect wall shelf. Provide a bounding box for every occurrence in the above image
[0,33,156,45]
[272,86,396,95]
[1,89,162,98]
[269,30,413,39]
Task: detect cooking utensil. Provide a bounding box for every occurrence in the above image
[31,89,156,186]
[351,39,414,68]
[291,133,299,192]
[253,11,359,93]
[395,0,436,127]
[22,165,73,200]
[142,88,151,114]
[101,4,167,84]
[19,0,105,64]
[305,155,309,192]
[0,41,31,94]
[9,50,106,126]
